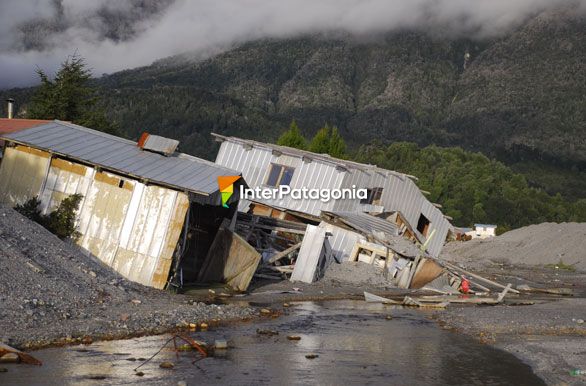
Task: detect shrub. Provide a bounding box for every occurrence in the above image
[14,196,44,224]
[14,194,83,240]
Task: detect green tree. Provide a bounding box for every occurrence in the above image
[27,54,118,135]
[309,124,347,158]
[354,141,585,229]
[328,126,347,158]
[277,120,307,149]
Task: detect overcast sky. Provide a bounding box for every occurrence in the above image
[0,0,584,89]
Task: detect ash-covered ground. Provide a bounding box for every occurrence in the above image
[0,204,256,349]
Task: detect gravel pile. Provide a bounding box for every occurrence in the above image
[0,204,255,349]
[443,222,586,271]
[322,261,390,287]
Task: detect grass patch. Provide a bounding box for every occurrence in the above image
[545,259,577,272]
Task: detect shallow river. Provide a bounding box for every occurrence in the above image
[2,301,545,385]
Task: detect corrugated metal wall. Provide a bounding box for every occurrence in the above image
[39,158,95,214]
[113,185,189,289]
[71,170,189,289]
[0,147,189,289]
[216,141,344,216]
[319,222,365,262]
[332,167,451,257]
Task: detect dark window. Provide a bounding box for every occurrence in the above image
[281,167,295,186]
[371,187,383,205]
[360,187,383,205]
[266,164,295,187]
[360,189,373,204]
[417,214,431,236]
[266,164,282,186]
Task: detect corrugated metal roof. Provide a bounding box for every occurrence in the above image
[328,211,399,237]
[323,211,422,258]
[212,132,416,180]
[1,121,239,196]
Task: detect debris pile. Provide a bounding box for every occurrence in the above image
[228,208,516,301]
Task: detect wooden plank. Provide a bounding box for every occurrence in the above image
[497,283,512,303]
[415,295,498,304]
[403,296,448,308]
[268,266,294,273]
[410,258,444,289]
[254,224,306,235]
[198,225,261,291]
[266,242,302,264]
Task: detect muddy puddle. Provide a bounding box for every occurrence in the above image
[1,300,545,385]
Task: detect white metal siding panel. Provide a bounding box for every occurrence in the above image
[39,159,93,214]
[77,172,134,266]
[319,222,365,262]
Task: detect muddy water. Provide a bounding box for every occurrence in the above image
[2,301,545,386]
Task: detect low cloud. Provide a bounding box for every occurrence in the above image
[0,0,584,88]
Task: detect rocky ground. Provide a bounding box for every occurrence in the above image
[0,204,256,350]
[437,231,586,386]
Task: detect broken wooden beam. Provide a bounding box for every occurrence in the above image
[265,242,302,265]
[496,283,512,303]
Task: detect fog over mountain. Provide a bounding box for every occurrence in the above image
[1,0,585,88]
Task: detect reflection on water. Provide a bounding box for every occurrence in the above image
[1,301,545,386]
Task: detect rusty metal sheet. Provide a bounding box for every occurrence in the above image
[138,133,179,155]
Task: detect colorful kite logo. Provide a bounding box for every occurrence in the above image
[217,176,241,208]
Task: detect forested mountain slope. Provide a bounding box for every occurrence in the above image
[2,7,584,199]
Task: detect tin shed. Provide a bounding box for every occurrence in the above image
[0,121,243,289]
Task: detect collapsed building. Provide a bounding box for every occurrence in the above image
[212,133,453,258]
[0,120,244,289]
[0,118,461,293]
